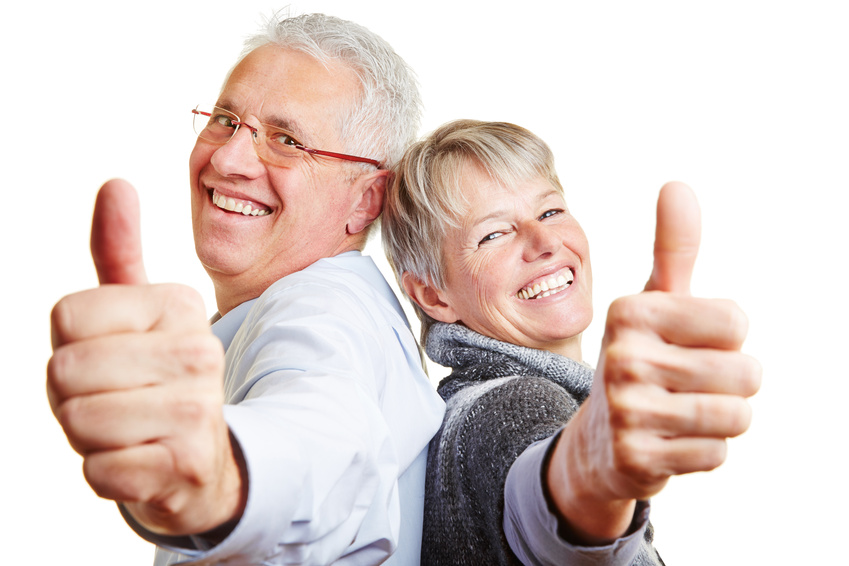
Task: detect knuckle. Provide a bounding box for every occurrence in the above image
[603,341,639,385]
[46,348,72,398]
[607,402,631,430]
[160,284,206,319]
[694,395,752,437]
[83,455,147,502]
[81,458,111,499]
[168,433,222,488]
[606,388,642,430]
[167,388,222,430]
[606,295,644,331]
[54,397,87,449]
[170,334,224,378]
[690,395,711,431]
[719,299,749,345]
[612,432,651,477]
[171,398,208,425]
[50,297,75,344]
[181,453,218,487]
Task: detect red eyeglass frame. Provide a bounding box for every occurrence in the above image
[192,108,381,168]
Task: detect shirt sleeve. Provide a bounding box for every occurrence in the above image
[504,433,651,566]
[123,275,442,565]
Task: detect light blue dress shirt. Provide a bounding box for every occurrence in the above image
[123,252,445,565]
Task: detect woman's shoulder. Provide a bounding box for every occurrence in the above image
[439,374,581,451]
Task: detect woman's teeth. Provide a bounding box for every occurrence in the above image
[517,272,574,300]
[212,192,270,216]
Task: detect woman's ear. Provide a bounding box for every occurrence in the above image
[401,271,459,324]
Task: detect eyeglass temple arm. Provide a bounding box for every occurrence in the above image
[297,146,381,167]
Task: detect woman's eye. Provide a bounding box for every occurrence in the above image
[540,209,563,220]
[478,232,504,245]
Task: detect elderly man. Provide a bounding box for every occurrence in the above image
[47,13,444,566]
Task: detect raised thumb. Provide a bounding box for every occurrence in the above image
[644,181,701,294]
[90,178,149,285]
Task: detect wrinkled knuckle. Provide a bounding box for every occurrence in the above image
[171,441,218,487]
[161,284,206,318]
[606,296,644,331]
[607,403,629,431]
[185,458,217,487]
[171,397,214,426]
[613,434,650,477]
[604,341,650,391]
[607,390,641,432]
[172,334,224,379]
[170,389,223,439]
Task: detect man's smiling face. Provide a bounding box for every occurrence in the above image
[189,45,367,312]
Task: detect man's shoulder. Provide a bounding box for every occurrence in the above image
[274,253,386,299]
[249,252,408,335]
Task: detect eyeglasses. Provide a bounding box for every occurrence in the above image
[192,105,381,168]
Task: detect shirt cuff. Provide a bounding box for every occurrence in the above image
[119,405,305,565]
[503,432,650,566]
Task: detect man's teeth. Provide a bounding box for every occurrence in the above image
[212,193,269,216]
[517,273,574,300]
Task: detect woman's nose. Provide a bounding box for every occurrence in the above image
[521,222,560,262]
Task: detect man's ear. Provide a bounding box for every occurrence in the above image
[347,170,393,235]
[401,271,460,324]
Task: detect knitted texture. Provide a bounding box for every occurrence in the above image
[421,323,663,565]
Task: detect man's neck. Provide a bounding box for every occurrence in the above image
[210,241,366,315]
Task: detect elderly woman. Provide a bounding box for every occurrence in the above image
[382,120,760,565]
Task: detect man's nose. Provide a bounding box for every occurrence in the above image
[209,125,264,178]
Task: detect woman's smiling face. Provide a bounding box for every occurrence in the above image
[432,164,593,360]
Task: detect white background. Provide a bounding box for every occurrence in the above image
[3,1,846,564]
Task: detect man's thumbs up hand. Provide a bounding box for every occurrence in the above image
[91,179,149,286]
[48,180,240,537]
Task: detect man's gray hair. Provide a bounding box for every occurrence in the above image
[382,119,564,340]
[234,11,422,170]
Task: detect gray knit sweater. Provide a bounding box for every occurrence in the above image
[421,323,663,565]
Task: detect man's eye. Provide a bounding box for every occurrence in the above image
[268,131,300,147]
[214,114,235,128]
[540,209,563,220]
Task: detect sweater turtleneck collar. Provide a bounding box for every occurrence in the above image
[425,322,594,403]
